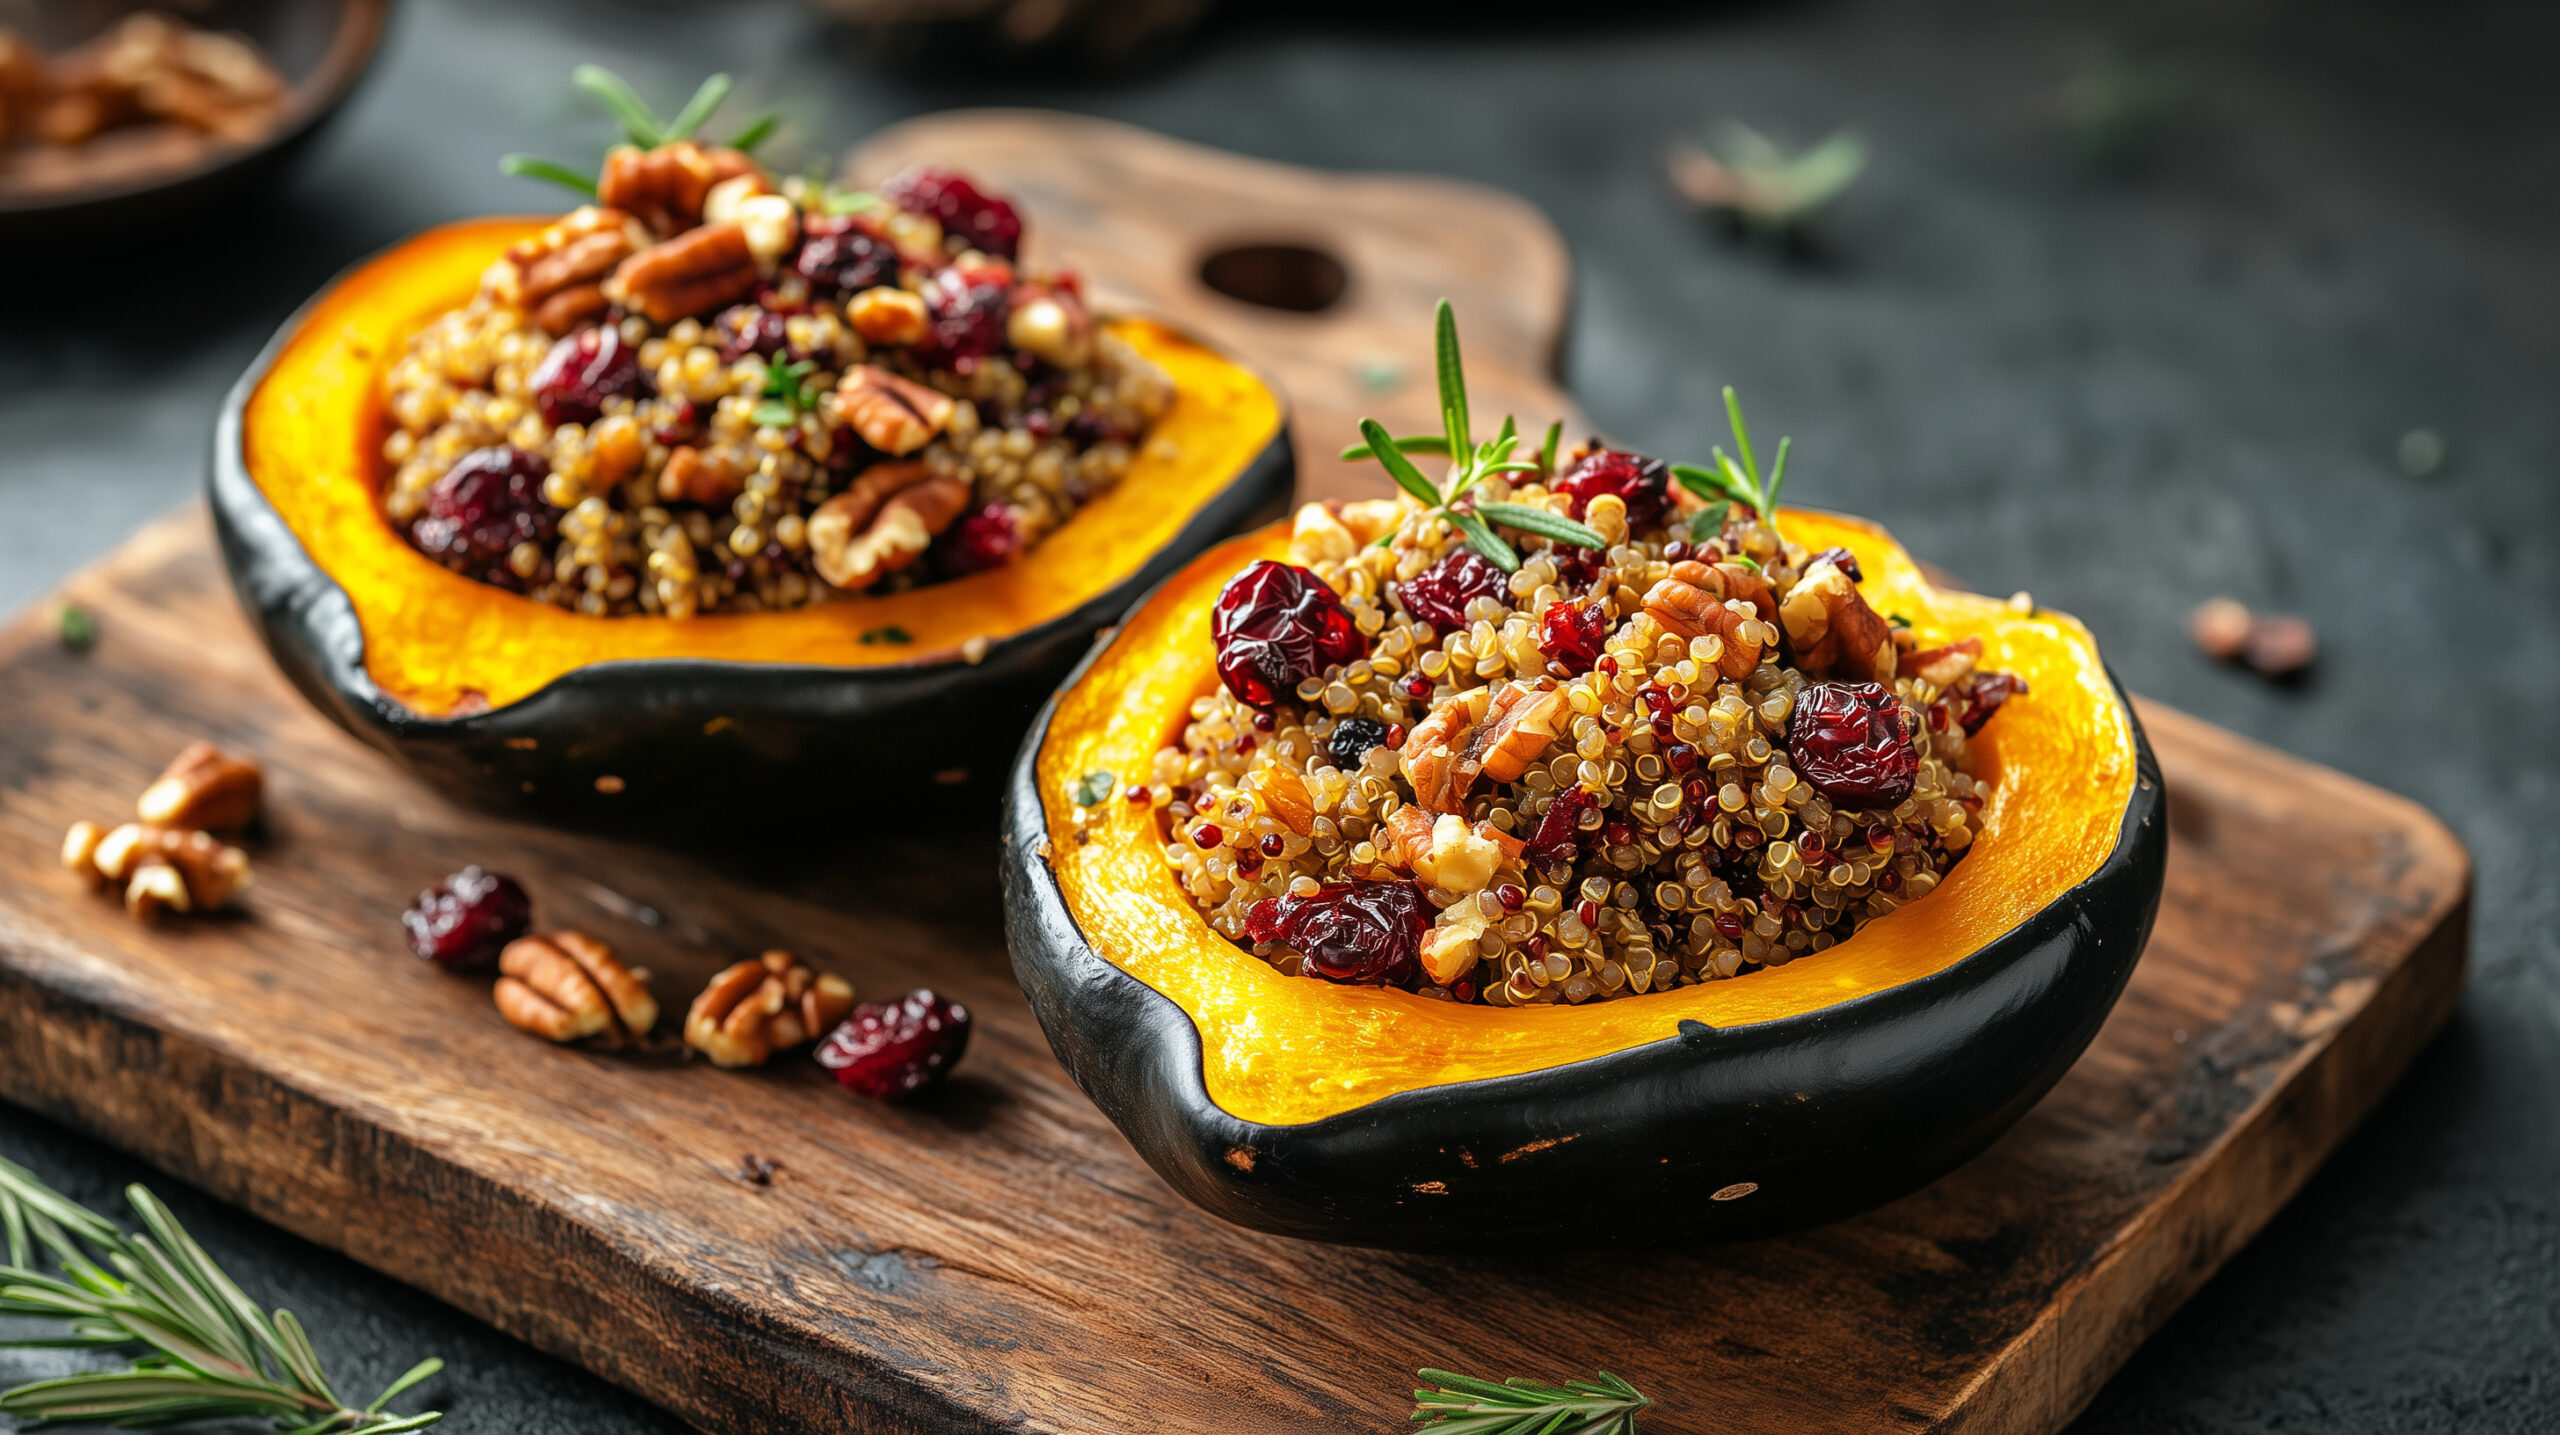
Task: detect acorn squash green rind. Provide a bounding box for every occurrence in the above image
[208,224,1294,830]
[999,526,2166,1249]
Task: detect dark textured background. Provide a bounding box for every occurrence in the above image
[2,0,2554,1429]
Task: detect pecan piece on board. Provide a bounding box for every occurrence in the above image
[495,930,660,1047]
[136,741,262,832]
[64,821,252,919]
[605,223,758,326]
[685,949,855,1068]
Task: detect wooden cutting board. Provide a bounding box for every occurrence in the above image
[0,113,2468,1435]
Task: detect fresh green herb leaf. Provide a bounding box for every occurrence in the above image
[1539,420,1563,477]
[1433,299,1470,461]
[55,603,96,653]
[1070,771,1117,808]
[1688,498,1731,542]
[1887,613,1912,629]
[1476,502,1607,550]
[572,64,665,147]
[0,1160,442,1432]
[1668,121,1867,232]
[1412,1366,1652,1434]
[660,72,733,142]
[822,186,882,215]
[1339,434,1451,462]
[1448,510,1519,571]
[728,112,780,154]
[859,626,912,645]
[754,359,822,429]
[1360,419,1447,508]
[750,400,795,427]
[1729,554,1762,572]
[498,154,599,197]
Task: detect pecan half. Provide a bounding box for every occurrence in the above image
[1400,680,1567,814]
[685,950,854,1068]
[1644,568,1771,680]
[497,206,645,334]
[496,931,659,1046]
[605,223,758,325]
[836,365,955,456]
[597,140,762,237]
[806,469,971,591]
[65,821,252,918]
[136,741,262,832]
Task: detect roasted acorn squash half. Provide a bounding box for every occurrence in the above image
[211,218,1291,827]
[1003,510,2164,1249]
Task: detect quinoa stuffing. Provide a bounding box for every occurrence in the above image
[1134,305,2025,1006]
[377,71,1172,618]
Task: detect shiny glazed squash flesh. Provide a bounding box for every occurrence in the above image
[238,218,1284,720]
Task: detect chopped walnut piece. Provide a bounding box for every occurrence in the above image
[495,931,659,1046]
[685,949,854,1068]
[136,741,262,832]
[1777,553,1897,684]
[846,286,929,346]
[836,365,956,456]
[605,223,758,325]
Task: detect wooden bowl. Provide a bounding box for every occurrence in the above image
[0,0,388,236]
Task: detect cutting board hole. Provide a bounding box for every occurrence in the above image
[1197,243,1348,313]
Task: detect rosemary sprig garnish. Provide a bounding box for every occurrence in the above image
[751,358,822,428]
[1671,386,1792,542]
[501,66,779,196]
[1411,1367,1652,1433]
[1342,300,1605,572]
[0,1159,443,1432]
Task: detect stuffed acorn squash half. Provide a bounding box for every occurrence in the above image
[1002,305,2163,1249]
[212,72,1289,827]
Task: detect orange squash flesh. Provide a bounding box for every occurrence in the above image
[240,218,1284,718]
[1036,511,2138,1128]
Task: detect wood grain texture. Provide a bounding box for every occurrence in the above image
[0,113,2471,1434]
[850,111,1583,503]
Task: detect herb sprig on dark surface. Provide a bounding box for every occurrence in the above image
[1672,386,1792,543]
[1344,300,1605,572]
[501,65,778,196]
[1410,1366,1653,1433]
[0,1160,443,1432]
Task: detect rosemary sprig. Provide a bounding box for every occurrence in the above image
[1671,386,1792,543]
[1412,1367,1652,1434]
[1342,300,1607,572]
[751,358,822,428]
[0,1159,443,1432]
[501,66,780,197]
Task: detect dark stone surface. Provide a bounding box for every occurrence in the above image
[2,0,2552,1429]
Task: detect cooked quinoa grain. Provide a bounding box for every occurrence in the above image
[1147,454,2025,1006]
[378,157,1171,617]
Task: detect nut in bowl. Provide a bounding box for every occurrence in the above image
[212,67,1292,833]
[1002,302,2166,1249]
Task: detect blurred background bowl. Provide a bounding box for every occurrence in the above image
[0,0,387,238]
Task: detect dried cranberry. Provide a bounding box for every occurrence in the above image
[1260,833,1287,857]
[1328,716,1393,769]
[1396,548,1509,632]
[711,304,788,361]
[816,990,972,1101]
[1556,449,1670,528]
[1539,600,1610,675]
[401,866,531,969]
[1714,912,1746,939]
[1811,546,1863,581]
[530,326,647,427]
[1525,786,1594,860]
[1789,681,1920,809]
[792,217,900,294]
[409,447,557,583]
[917,266,1010,366]
[937,503,1021,575]
[1212,560,1367,708]
[1956,672,2029,735]
[880,165,1023,260]
[1244,880,1428,984]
